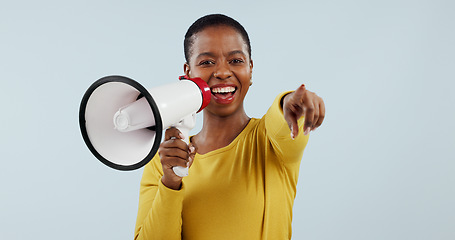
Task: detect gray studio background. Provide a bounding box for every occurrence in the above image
[1,0,454,239]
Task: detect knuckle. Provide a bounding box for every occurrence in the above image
[158,146,166,154]
[160,154,167,164]
[169,138,183,147]
[306,106,315,112]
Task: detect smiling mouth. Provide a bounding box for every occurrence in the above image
[210,86,237,102]
[211,86,236,94]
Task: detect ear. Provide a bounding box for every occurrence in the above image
[249,59,254,77]
[184,63,191,77]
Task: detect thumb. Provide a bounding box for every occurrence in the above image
[187,142,197,168]
[283,103,299,140]
[283,84,306,139]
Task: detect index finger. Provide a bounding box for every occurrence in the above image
[164,127,184,141]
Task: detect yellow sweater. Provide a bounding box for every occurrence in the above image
[134,92,309,240]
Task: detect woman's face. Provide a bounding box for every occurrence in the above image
[184,25,253,118]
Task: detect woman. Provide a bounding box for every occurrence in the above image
[134,14,325,240]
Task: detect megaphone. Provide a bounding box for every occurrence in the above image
[79,75,211,176]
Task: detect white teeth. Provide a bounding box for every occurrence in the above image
[212,86,235,93]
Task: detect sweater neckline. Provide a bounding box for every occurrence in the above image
[191,118,258,159]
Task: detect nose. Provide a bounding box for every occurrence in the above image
[213,61,232,80]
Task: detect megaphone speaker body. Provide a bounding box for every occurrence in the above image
[79,75,210,172]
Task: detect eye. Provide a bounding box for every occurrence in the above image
[198,60,215,66]
[230,58,245,64]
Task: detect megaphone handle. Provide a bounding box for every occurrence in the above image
[171,113,196,177]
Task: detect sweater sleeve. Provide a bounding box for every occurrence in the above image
[134,155,184,240]
[264,91,310,166]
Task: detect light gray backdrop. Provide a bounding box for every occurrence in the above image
[1,0,454,239]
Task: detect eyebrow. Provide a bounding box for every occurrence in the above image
[196,52,216,59]
[227,50,246,57]
[195,50,246,59]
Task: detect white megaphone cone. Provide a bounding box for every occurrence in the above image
[79,75,211,176]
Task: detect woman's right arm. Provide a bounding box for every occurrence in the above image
[134,128,195,240]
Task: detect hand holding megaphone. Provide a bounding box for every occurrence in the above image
[164,113,197,177]
[79,75,210,176]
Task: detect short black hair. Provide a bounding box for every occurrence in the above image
[184,14,251,63]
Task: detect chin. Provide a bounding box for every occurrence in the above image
[205,104,243,118]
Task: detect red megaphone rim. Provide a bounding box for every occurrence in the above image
[179,75,211,112]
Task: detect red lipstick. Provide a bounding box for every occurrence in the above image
[210,84,237,105]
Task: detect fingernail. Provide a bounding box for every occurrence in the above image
[189,146,195,153]
[290,126,295,140]
[179,133,185,139]
[304,127,311,136]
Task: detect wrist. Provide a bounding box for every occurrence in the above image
[280,92,293,109]
[161,175,182,190]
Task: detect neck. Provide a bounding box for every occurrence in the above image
[193,108,250,154]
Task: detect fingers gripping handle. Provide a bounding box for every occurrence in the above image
[172,113,196,177]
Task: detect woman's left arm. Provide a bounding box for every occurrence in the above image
[263,85,325,166]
